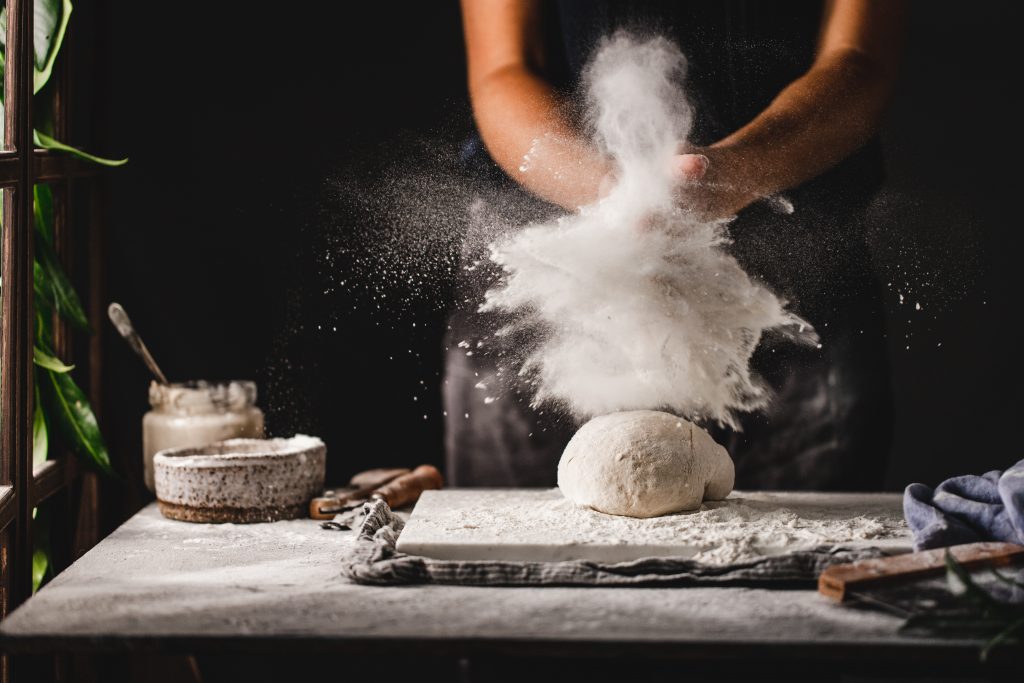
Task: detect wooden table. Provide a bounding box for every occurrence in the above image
[0,499,1011,680]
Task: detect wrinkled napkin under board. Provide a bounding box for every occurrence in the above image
[338,499,887,587]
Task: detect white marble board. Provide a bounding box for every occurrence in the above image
[395,488,914,563]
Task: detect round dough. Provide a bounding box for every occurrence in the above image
[557,410,734,518]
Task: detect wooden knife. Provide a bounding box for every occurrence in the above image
[819,541,1024,603]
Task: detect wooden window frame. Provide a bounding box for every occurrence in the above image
[1,2,102,678]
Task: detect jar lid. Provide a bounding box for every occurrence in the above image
[148,380,257,415]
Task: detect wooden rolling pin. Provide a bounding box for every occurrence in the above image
[371,465,444,508]
[819,541,1024,602]
[349,467,411,490]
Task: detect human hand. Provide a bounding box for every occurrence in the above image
[593,146,761,229]
[669,147,760,221]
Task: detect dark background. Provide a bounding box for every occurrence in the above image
[84,1,1023,514]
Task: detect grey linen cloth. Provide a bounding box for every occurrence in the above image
[904,458,1024,551]
[339,499,887,587]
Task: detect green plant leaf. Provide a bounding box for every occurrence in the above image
[33,345,74,372]
[988,567,1024,590]
[34,259,52,309]
[40,365,114,475]
[34,183,54,245]
[31,505,53,593]
[945,550,1003,611]
[31,545,49,593]
[34,130,127,167]
[31,505,52,593]
[34,230,90,331]
[33,383,49,466]
[33,184,90,330]
[34,296,58,376]
[981,615,1024,662]
[2,4,125,164]
[0,1,74,94]
[33,0,74,94]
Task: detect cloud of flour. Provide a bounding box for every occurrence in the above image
[480,33,817,429]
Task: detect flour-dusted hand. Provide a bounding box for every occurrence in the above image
[670,148,761,221]
[670,152,709,181]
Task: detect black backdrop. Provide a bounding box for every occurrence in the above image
[88,2,1024,515]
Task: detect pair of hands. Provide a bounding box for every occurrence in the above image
[600,147,762,222]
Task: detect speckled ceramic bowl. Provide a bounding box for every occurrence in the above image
[154,435,326,523]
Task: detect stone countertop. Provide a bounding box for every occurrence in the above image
[0,498,995,667]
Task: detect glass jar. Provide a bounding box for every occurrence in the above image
[142,380,265,493]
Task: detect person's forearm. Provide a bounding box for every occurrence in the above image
[470,65,612,210]
[708,47,898,201]
[472,49,898,214]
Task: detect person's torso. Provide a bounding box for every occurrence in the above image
[554,0,823,144]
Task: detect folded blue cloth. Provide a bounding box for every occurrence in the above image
[904,459,1024,550]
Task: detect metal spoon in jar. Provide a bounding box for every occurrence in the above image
[107,302,170,385]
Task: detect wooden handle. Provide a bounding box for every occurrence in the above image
[819,541,1024,602]
[309,468,412,519]
[349,467,410,490]
[371,465,444,509]
[309,486,375,519]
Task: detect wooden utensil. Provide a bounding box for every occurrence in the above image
[309,465,443,519]
[349,467,411,490]
[107,302,170,385]
[372,465,444,508]
[819,541,1024,602]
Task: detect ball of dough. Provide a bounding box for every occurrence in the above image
[557,410,734,518]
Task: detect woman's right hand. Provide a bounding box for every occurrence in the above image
[671,148,760,221]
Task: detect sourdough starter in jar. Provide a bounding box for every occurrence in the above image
[142,380,264,492]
